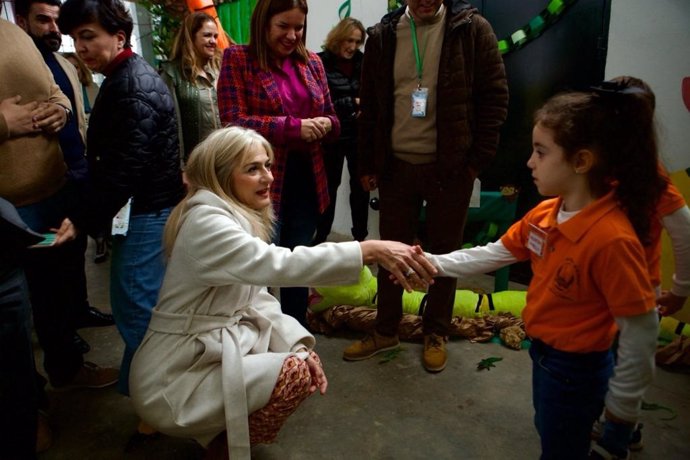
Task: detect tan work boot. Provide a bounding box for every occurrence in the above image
[423,333,447,372]
[343,332,400,361]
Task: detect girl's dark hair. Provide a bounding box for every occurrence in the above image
[534,81,665,245]
[58,0,133,48]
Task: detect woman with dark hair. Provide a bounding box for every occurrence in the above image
[217,0,340,327]
[161,12,223,163]
[313,17,369,244]
[58,0,184,397]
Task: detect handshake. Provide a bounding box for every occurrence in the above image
[358,240,436,292]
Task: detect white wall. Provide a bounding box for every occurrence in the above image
[306,0,388,52]
[606,0,690,172]
[1,1,13,20]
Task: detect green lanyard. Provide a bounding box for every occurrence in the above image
[409,15,427,88]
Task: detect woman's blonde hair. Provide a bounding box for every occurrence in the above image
[323,17,365,55]
[169,12,223,83]
[61,51,95,87]
[249,0,309,71]
[163,126,276,255]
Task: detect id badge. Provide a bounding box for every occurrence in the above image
[527,223,547,257]
[112,197,132,236]
[411,87,429,118]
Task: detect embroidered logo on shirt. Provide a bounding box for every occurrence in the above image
[550,257,579,301]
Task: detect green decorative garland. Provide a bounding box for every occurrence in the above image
[382,0,578,56]
[388,1,403,13]
[497,0,578,55]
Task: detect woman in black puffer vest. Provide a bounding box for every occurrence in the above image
[313,18,370,244]
[59,0,184,397]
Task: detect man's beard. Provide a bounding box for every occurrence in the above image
[31,32,62,53]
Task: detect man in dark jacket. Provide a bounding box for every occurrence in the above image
[343,0,508,372]
[15,0,116,356]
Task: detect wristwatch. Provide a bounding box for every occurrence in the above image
[57,103,73,121]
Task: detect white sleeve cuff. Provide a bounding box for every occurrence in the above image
[605,310,658,422]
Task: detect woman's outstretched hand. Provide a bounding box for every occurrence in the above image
[360,241,436,292]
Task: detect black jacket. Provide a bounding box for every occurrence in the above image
[76,53,183,232]
[318,49,363,142]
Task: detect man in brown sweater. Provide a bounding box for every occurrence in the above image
[1,9,117,454]
[344,0,508,372]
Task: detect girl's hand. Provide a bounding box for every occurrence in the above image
[305,351,327,395]
[360,241,436,292]
[657,290,687,316]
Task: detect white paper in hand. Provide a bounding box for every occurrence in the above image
[112,197,132,236]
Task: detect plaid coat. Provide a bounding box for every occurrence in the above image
[218,45,340,215]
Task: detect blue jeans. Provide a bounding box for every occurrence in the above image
[110,208,170,395]
[0,269,38,459]
[530,339,613,460]
[276,153,319,326]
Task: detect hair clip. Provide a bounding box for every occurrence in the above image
[590,80,646,96]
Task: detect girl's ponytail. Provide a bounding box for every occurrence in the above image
[590,79,665,245]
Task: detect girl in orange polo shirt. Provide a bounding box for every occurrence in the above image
[608,76,690,317]
[424,81,663,459]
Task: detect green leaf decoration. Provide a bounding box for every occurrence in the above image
[338,1,351,19]
[641,401,678,421]
[477,356,503,371]
[378,347,404,364]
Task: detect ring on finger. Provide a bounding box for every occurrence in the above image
[404,267,415,278]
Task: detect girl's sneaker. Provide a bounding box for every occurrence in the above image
[591,419,643,451]
[589,442,630,460]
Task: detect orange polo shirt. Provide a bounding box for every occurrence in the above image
[501,192,655,353]
[647,174,686,287]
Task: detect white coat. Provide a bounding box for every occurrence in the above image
[129,190,362,459]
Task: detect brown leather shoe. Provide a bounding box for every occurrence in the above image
[343,332,400,361]
[423,333,448,372]
[51,361,119,390]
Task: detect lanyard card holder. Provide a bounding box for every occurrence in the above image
[411,87,429,118]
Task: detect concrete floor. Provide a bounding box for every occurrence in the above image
[36,239,690,459]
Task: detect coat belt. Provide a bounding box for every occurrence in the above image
[148,308,253,460]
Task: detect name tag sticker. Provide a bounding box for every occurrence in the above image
[411,87,429,118]
[527,224,547,257]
